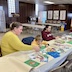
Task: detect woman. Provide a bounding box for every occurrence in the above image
[1,22,40,56]
[41,25,55,41]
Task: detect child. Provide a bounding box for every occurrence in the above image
[31,35,56,52]
[31,35,48,47]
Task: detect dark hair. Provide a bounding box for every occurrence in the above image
[43,25,49,31]
[10,22,22,30]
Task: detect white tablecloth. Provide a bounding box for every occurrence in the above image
[0,41,72,72]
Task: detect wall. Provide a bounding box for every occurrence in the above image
[18,3,47,23]
[38,4,47,11]
[46,4,72,29]
[0,0,35,26]
[38,4,72,29]
[0,0,19,28]
[0,0,8,27]
[0,0,72,29]
[18,2,35,23]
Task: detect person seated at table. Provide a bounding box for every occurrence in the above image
[31,35,48,47]
[31,35,56,52]
[27,16,31,23]
[1,22,40,56]
[41,25,59,41]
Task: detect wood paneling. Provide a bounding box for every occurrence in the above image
[0,0,35,27]
[46,4,72,29]
[0,0,19,28]
[18,2,35,23]
[0,0,72,29]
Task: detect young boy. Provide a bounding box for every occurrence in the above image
[31,35,56,52]
[31,35,48,47]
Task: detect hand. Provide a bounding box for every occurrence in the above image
[50,48,55,52]
[33,46,40,52]
[39,44,42,48]
[55,36,60,39]
[45,44,49,47]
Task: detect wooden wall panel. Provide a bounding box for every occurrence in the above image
[0,0,72,29]
[19,2,35,23]
[0,0,19,28]
[46,4,71,29]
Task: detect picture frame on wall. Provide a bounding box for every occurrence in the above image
[53,10,59,20]
[60,10,66,20]
[48,10,53,19]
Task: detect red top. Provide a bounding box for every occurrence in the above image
[41,31,55,41]
[70,29,72,32]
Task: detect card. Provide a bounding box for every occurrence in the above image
[40,45,46,51]
[40,54,48,62]
[28,53,36,59]
[24,59,40,67]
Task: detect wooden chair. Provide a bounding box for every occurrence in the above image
[49,61,69,72]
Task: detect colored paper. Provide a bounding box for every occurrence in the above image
[67,41,72,44]
[47,52,60,58]
[40,46,46,50]
[24,59,40,67]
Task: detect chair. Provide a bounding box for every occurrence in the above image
[29,68,40,72]
[67,53,72,61]
[65,59,72,72]
[49,61,69,72]
[22,37,34,45]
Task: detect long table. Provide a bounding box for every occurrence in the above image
[37,23,61,32]
[22,23,61,29]
[22,23,45,29]
[37,23,61,27]
[0,39,72,72]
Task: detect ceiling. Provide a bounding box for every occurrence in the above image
[19,0,72,5]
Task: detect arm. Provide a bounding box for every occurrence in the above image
[42,31,55,41]
[9,35,33,51]
[31,39,39,47]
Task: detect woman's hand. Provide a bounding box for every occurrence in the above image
[33,46,40,52]
[55,36,60,39]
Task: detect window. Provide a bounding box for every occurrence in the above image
[8,0,16,17]
[35,4,38,16]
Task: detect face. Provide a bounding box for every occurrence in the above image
[47,26,51,32]
[14,26,23,35]
[37,40,42,45]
